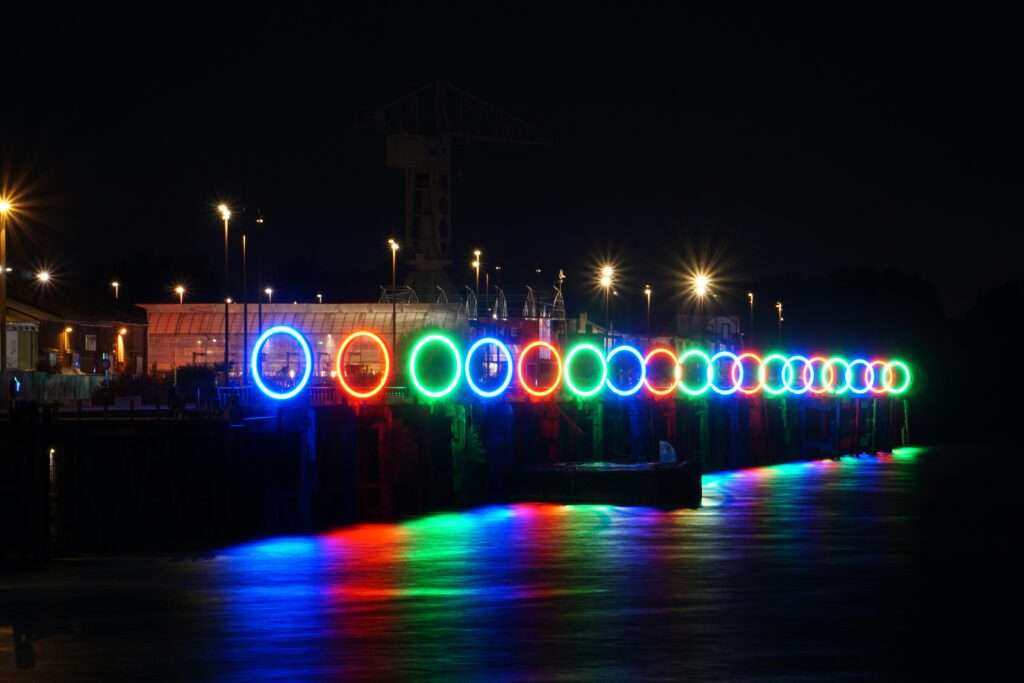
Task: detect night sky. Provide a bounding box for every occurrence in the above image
[3,7,1020,321]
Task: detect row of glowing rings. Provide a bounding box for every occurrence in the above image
[250,326,913,401]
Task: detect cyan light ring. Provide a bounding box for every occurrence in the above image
[825,356,852,395]
[784,355,811,395]
[883,360,912,395]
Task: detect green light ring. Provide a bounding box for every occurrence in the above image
[847,359,873,395]
[760,353,792,396]
[677,349,712,396]
[825,356,852,395]
[408,333,462,399]
[883,360,912,395]
[564,343,608,398]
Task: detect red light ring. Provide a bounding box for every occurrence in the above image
[335,330,390,399]
[735,352,764,395]
[643,347,679,397]
[516,340,563,398]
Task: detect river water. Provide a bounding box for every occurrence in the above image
[2,446,1017,680]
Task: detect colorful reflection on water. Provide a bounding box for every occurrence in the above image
[207,449,924,680]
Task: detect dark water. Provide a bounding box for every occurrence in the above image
[2,446,1018,680]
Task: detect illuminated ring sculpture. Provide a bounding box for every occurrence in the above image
[804,356,833,395]
[883,360,912,395]
[564,342,608,398]
[644,348,680,397]
[677,349,712,397]
[735,352,764,396]
[783,355,812,395]
[409,334,462,399]
[868,360,889,395]
[250,325,312,401]
[605,345,646,397]
[760,353,792,396]
[824,356,852,395]
[464,337,514,399]
[709,351,743,396]
[847,358,874,395]
[516,340,563,398]
[335,330,390,399]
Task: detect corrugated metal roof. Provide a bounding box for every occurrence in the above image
[139,302,469,337]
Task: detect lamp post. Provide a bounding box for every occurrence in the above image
[174,285,185,305]
[643,284,652,339]
[747,291,754,345]
[599,265,614,347]
[316,293,322,304]
[111,280,120,300]
[241,232,248,385]
[776,301,783,342]
[691,271,711,348]
[36,270,51,284]
[473,249,482,297]
[0,197,11,373]
[218,204,232,384]
[388,239,400,355]
[264,287,273,304]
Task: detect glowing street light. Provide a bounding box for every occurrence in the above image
[473,249,482,294]
[0,196,12,372]
[692,272,711,300]
[598,264,615,342]
[776,301,784,341]
[111,280,120,300]
[747,291,754,343]
[36,270,51,284]
[174,285,186,304]
[264,287,273,303]
[316,293,323,304]
[643,284,652,336]
[387,239,399,288]
[217,204,233,383]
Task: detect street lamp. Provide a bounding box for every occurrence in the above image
[218,204,232,384]
[36,270,51,284]
[643,284,652,337]
[692,272,711,300]
[598,264,615,343]
[174,285,186,304]
[776,301,783,341]
[316,293,323,304]
[0,197,12,372]
[111,280,120,300]
[747,291,754,344]
[264,287,273,303]
[387,239,399,288]
[473,249,482,295]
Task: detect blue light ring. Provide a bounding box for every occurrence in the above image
[605,345,646,397]
[710,351,742,396]
[250,325,313,400]
[464,337,514,398]
[847,358,873,395]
